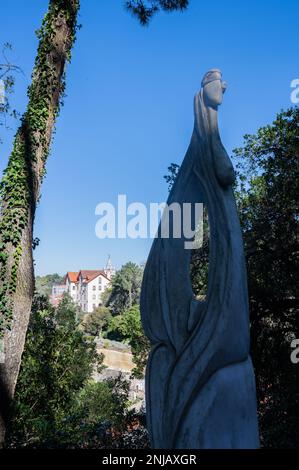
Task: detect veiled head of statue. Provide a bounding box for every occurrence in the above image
[201,69,227,109]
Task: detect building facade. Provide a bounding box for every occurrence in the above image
[51,257,115,312]
[75,270,111,313]
[50,284,67,307]
[65,271,79,303]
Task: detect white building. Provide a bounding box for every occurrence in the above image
[50,284,67,307]
[65,271,78,303]
[76,270,111,313]
[63,257,115,313]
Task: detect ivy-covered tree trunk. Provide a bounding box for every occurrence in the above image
[0,0,80,444]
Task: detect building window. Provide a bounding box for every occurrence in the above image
[92,294,96,300]
[93,285,96,291]
[92,304,96,310]
[72,285,76,290]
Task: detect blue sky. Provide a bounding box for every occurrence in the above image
[1,0,298,275]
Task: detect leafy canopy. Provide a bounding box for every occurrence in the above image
[8,294,101,447]
[125,0,189,25]
[104,262,143,315]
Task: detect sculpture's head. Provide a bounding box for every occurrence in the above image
[202,69,227,109]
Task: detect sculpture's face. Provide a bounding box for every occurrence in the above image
[203,79,227,108]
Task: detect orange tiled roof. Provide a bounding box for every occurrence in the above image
[79,270,109,283]
[66,271,79,283]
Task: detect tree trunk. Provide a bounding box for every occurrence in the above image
[0,0,80,445]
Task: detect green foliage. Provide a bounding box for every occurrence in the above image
[163,162,180,190]
[55,293,81,328]
[233,107,299,448]
[126,0,189,25]
[100,285,112,309]
[189,207,209,298]
[82,306,112,338]
[7,294,146,448]
[7,293,101,447]
[35,273,64,297]
[73,377,130,429]
[0,0,80,336]
[105,262,143,315]
[107,305,150,379]
[48,376,133,448]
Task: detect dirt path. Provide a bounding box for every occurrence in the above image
[98,348,134,372]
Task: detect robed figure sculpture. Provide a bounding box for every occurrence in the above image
[140,69,259,449]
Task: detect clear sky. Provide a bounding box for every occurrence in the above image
[1,0,298,275]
